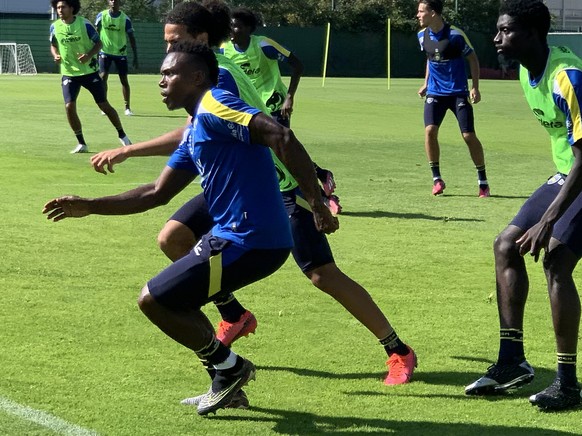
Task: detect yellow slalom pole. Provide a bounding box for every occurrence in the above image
[322,22,331,87]
[387,18,391,90]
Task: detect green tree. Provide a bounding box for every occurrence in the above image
[80,0,158,22]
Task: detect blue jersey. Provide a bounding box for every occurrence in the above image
[167,88,293,250]
[418,24,473,96]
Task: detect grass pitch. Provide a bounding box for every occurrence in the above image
[0,74,580,435]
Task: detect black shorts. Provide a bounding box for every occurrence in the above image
[99,53,129,75]
[61,72,106,104]
[424,94,475,133]
[283,188,334,272]
[168,193,214,238]
[148,234,290,310]
[511,173,582,257]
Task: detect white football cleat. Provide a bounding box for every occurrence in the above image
[119,135,132,146]
[124,109,134,116]
[70,144,88,154]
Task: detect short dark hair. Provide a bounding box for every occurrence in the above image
[166,41,219,87]
[165,1,231,48]
[418,0,443,15]
[499,0,550,40]
[50,0,80,15]
[232,7,261,33]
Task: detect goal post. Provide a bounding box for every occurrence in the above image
[0,43,38,75]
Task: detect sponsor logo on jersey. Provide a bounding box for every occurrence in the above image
[532,107,564,129]
[239,62,260,76]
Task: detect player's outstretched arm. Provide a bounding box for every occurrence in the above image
[44,166,195,221]
[249,113,338,234]
[91,124,187,174]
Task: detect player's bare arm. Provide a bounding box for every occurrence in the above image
[249,113,338,234]
[466,52,481,103]
[44,166,195,221]
[91,122,190,174]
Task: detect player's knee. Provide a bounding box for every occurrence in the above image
[157,221,195,262]
[542,245,575,282]
[494,231,519,260]
[137,285,154,314]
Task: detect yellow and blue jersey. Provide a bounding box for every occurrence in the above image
[167,87,292,250]
[418,24,473,96]
[520,46,582,175]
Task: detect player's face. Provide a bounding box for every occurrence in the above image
[109,0,120,10]
[164,24,208,52]
[159,52,200,111]
[494,14,530,62]
[231,18,250,44]
[55,1,73,20]
[416,3,434,28]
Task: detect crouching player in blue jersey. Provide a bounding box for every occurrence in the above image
[465,0,582,411]
[43,41,338,416]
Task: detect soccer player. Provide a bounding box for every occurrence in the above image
[465,0,582,411]
[416,0,490,197]
[95,0,139,116]
[90,1,418,405]
[50,0,130,153]
[43,41,337,416]
[222,7,341,214]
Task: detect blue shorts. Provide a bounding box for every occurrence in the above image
[99,53,129,75]
[170,190,334,274]
[510,173,582,257]
[61,72,106,104]
[169,193,213,238]
[283,188,334,272]
[424,94,475,133]
[148,234,290,310]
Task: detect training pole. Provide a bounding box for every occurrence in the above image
[322,22,331,87]
[387,18,391,90]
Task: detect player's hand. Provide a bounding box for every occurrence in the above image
[91,147,128,174]
[77,53,90,64]
[515,221,553,262]
[312,204,339,234]
[280,97,294,119]
[418,86,427,98]
[43,196,90,222]
[53,54,61,64]
[470,88,481,104]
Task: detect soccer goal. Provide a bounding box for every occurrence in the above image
[0,43,37,75]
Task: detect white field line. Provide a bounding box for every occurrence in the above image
[0,396,99,436]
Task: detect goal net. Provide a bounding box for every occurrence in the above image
[0,43,37,75]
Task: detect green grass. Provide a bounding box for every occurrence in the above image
[0,74,580,435]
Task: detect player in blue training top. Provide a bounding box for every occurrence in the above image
[90,3,419,405]
[465,0,582,412]
[417,0,490,197]
[95,0,139,116]
[43,41,337,416]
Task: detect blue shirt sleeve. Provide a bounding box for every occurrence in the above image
[85,21,100,43]
[49,23,56,43]
[259,37,291,63]
[553,68,582,145]
[95,12,102,28]
[125,16,133,34]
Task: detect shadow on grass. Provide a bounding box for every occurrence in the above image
[209,406,577,435]
[128,113,185,119]
[441,194,530,199]
[259,358,558,392]
[338,210,484,222]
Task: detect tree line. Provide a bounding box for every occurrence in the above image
[80,0,501,34]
